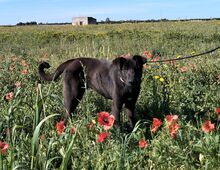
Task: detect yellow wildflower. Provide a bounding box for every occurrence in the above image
[163,64,168,68]
[159,77,165,82]
[154,75,160,79]
[91,119,96,124]
[191,51,196,55]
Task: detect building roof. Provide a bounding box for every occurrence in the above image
[72,17,96,20]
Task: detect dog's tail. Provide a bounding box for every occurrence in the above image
[38,60,74,81]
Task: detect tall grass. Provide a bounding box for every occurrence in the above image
[0,20,220,169]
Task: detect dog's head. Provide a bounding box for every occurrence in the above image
[112,55,147,87]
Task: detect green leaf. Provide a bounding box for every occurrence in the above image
[60,126,78,170]
[31,113,59,169]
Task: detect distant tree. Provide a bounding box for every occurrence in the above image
[105,18,111,23]
[26,21,37,25]
[160,18,168,22]
[16,22,24,26]
[16,21,37,26]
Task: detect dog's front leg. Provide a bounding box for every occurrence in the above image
[125,101,136,131]
[111,98,123,128]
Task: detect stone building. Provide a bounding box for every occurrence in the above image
[72,17,97,26]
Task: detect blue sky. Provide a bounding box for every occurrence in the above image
[0,0,220,25]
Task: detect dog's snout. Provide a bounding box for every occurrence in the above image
[127,78,137,86]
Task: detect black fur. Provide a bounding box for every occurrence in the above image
[38,56,147,129]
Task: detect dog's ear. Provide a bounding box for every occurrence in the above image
[133,55,147,66]
[112,57,127,70]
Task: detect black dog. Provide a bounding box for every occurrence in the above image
[38,55,146,129]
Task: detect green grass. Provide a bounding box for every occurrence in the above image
[0,20,220,169]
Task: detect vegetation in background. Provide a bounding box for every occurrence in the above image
[0,20,220,169]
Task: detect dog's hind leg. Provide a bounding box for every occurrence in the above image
[63,69,85,121]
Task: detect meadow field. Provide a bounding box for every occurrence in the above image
[0,20,220,169]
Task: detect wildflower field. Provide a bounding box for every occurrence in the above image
[0,20,220,169]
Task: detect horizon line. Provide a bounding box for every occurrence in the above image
[1,17,220,26]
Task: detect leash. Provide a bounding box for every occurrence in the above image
[147,45,220,64]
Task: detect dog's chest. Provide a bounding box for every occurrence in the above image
[119,83,140,101]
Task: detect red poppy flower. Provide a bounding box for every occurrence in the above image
[152,56,160,62]
[0,141,9,155]
[98,112,115,130]
[56,120,65,135]
[181,66,188,73]
[151,118,163,133]
[70,127,75,135]
[143,50,153,59]
[4,92,14,101]
[215,107,220,116]
[21,69,27,75]
[138,139,148,149]
[120,53,131,59]
[169,123,180,138]
[97,132,110,143]
[202,121,215,133]
[166,115,178,125]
